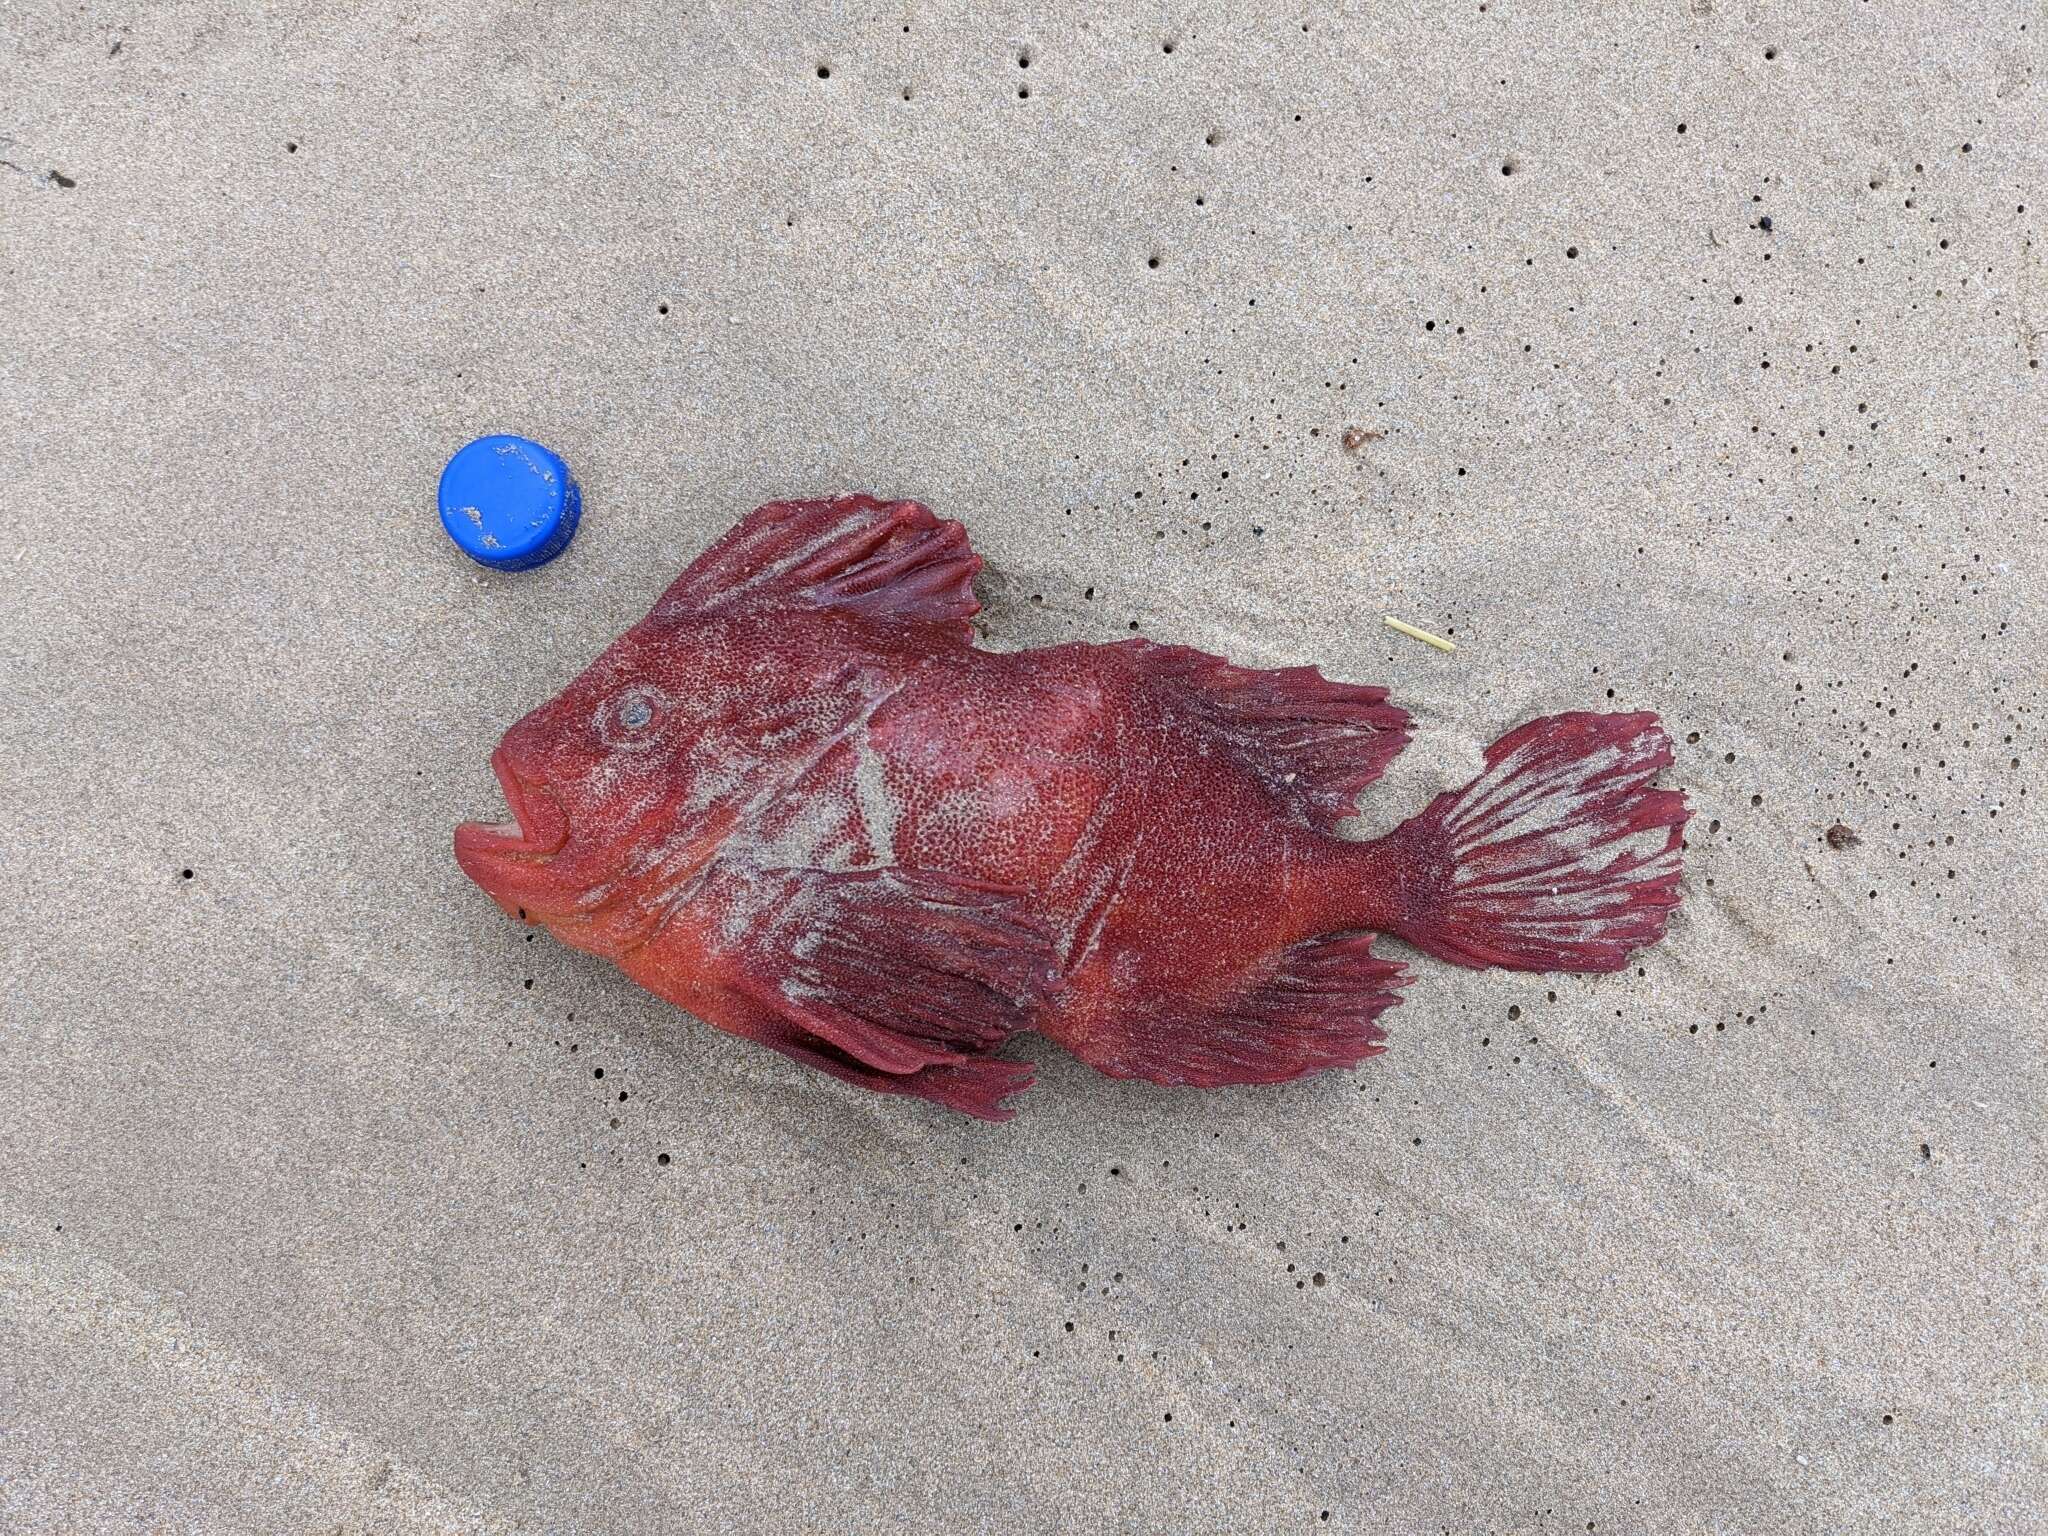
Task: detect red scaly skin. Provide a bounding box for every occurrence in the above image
[456,495,1689,1120]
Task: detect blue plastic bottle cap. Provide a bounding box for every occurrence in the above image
[438,434,582,571]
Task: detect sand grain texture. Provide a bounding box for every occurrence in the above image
[1,3,2042,1532]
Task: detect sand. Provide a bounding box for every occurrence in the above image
[2,2,2042,1531]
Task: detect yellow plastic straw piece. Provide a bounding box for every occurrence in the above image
[1383,615,1457,653]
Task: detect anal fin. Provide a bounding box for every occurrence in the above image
[1078,931,1407,1088]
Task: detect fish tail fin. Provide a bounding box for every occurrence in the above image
[1373,712,1688,973]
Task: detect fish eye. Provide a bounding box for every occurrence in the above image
[597,685,667,745]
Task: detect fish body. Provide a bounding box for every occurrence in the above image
[456,495,1687,1119]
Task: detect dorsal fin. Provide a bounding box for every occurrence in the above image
[656,494,981,635]
[1127,642,1412,829]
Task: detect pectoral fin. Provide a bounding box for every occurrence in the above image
[715,865,1058,1119]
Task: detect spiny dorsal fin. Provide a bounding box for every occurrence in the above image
[656,494,981,635]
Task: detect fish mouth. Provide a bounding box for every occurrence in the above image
[455,747,569,864]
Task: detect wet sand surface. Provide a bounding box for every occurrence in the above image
[3,4,2043,1531]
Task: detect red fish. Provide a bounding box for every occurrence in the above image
[456,495,1687,1120]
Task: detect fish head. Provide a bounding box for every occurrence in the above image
[455,614,735,956]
